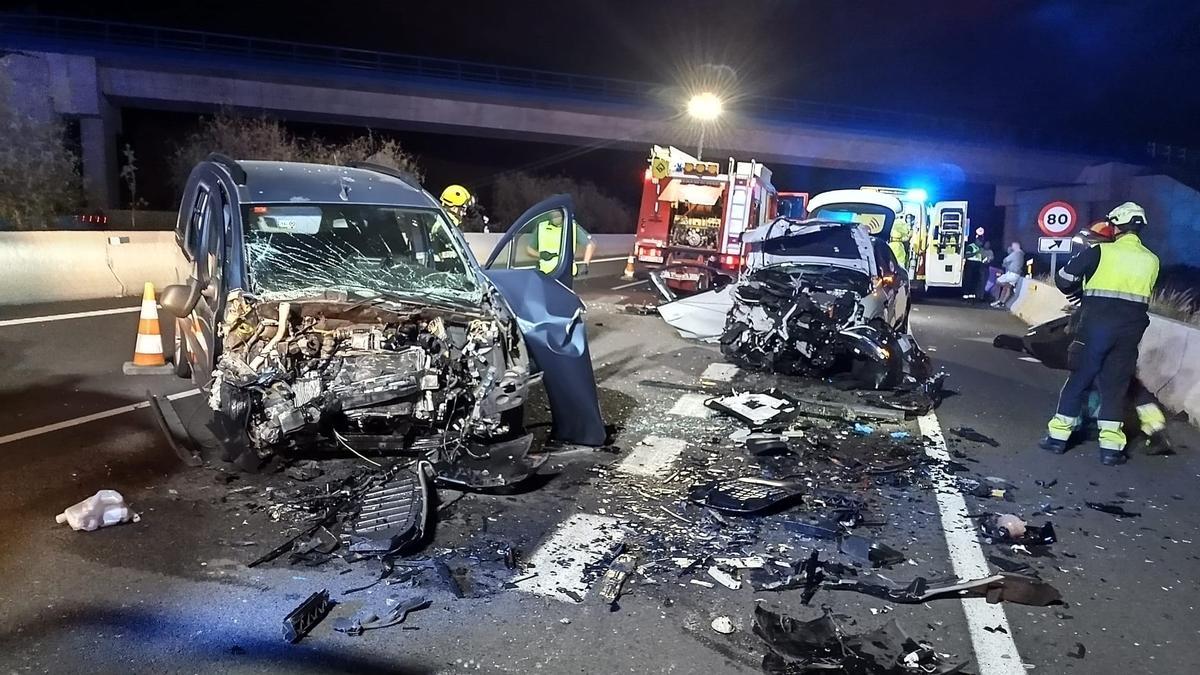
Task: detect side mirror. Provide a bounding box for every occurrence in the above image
[160,280,201,318]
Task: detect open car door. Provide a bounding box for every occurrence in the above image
[483,195,606,446]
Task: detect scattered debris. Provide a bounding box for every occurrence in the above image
[1067,642,1087,659]
[710,616,736,634]
[285,460,324,482]
[282,590,334,643]
[708,565,742,590]
[950,427,1000,447]
[1085,501,1141,518]
[55,490,139,532]
[753,606,966,674]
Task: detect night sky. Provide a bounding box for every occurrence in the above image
[11,0,1200,223]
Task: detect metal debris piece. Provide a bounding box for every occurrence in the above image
[282,589,334,643]
[1085,501,1141,518]
[710,616,736,634]
[705,391,796,427]
[332,594,430,636]
[707,565,742,590]
[597,552,639,605]
[827,572,1062,607]
[950,427,1001,447]
[346,461,432,554]
[688,477,804,515]
[753,606,966,674]
[837,534,906,568]
[974,513,1057,546]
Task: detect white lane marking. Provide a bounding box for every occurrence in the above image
[610,279,649,290]
[700,363,739,382]
[919,413,1025,675]
[669,393,711,418]
[1018,356,1041,363]
[616,436,687,477]
[513,513,624,602]
[0,389,202,446]
[0,306,140,327]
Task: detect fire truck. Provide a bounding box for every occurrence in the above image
[860,186,969,291]
[633,146,778,292]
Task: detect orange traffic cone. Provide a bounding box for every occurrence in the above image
[622,254,636,280]
[123,282,174,375]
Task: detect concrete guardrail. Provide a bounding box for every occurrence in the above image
[0,231,634,306]
[1009,277,1200,425]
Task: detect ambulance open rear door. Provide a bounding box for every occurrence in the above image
[923,201,968,287]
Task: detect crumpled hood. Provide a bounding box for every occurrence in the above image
[742,218,876,277]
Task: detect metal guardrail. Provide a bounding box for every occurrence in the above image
[1,13,1190,162]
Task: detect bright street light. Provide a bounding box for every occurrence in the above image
[687,92,723,121]
[686,92,723,160]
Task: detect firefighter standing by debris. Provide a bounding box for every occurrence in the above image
[1070,220,1173,455]
[526,209,596,276]
[1040,202,1161,465]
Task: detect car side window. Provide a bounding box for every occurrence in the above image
[186,186,210,257]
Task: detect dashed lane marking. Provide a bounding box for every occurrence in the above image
[700,363,739,382]
[0,305,140,327]
[512,513,625,603]
[615,436,687,477]
[610,279,649,290]
[668,393,711,418]
[919,412,1025,675]
[0,389,202,446]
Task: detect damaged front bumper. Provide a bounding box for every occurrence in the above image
[162,290,546,488]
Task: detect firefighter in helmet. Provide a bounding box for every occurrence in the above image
[440,185,474,226]
[1041,202,1161,465]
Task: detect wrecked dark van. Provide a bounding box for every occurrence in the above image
[151,155,605,486]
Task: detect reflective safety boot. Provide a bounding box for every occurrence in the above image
[1099,448,1128,466]
[1039,436,1068,454]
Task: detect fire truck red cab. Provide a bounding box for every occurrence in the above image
[633,146,777,293]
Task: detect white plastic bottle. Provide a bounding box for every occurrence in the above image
[55,490,139,531]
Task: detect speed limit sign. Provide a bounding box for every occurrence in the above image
[1037,201,1078,236]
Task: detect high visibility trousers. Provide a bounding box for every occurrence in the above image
[1047,318,1146,450]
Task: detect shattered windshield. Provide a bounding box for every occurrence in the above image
[810,203,895,238]
[762,225,864,260]
[243,203,481,304]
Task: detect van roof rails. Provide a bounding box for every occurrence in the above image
[206,153,247,185]
[346,161,423,190]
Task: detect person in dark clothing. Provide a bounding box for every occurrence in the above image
[1040,202,1160,465]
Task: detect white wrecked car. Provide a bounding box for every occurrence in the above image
[658,216,928,388]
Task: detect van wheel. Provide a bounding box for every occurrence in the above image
[173,328,192,378]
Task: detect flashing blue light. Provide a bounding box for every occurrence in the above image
[905,188,928,203]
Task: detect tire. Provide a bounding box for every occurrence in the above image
[173,325,192,379]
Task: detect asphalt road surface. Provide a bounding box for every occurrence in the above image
[1,268,1197,674]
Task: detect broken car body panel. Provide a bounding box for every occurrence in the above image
[160,159,604,482]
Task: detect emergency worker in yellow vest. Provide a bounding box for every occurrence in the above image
[888,213,914,269]
[526,209,596,276]
[1040,202,1160,465]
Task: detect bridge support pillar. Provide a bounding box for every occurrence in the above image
[78,101,121,210]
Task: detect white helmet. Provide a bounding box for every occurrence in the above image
[1106,201,1147,229]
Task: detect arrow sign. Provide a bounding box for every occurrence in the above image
[1039,237,1072,253]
